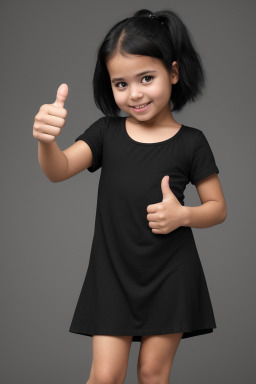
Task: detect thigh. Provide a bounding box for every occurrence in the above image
[137,333,183,382]
[89,335,133,384]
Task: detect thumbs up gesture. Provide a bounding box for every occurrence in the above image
[33,83,68,143]
[146,175,186,234]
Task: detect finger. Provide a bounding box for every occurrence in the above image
[46,104,67,119]
[36,132,57,143]
[41,114,66,128]
[147,203,161,213]
[146,213,158,222]
[151,228,164,234]
[162,196,172,202]
[52,83,69,108]
[148,221,161,229]
[37,122,61,137]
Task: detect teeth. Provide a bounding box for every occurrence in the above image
[133,102,149,109]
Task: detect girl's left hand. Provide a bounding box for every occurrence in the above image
[146,175,186,234]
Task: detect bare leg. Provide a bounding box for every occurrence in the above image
[137,332,183,384]
[87,335,133,384]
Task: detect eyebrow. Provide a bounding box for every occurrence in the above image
[111,70,157,83]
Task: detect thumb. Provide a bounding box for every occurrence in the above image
[52,83,69,108]
[161,175,174,202]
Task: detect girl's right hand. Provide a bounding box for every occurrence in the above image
[33,83,69,143]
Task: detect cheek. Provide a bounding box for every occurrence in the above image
[150,81,167,96]
[112,89,126,105]
[152,84,171,102]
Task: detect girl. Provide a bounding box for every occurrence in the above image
[33,8,227,384]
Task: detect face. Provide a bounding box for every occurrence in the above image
[106,53,179,123]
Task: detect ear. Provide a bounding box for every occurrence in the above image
[170,61,179,84]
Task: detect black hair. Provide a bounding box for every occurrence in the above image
[92,8,206,116]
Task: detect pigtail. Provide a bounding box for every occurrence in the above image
[157,10,206,111]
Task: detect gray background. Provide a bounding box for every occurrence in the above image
[1,0,255,383]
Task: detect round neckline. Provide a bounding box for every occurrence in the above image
[123,117,184,146]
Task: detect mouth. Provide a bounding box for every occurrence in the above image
[130,101,152,111]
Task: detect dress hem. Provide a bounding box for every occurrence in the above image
[69,323,216,341]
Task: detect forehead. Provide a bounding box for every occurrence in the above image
[106,54,164,78]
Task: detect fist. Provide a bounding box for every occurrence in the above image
[33,83,69,143]
[146,175,186,234]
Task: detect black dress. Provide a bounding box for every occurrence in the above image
[69,116,219,341]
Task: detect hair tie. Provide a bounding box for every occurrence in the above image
[148,13,165,26]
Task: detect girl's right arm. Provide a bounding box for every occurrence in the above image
[33,84,93,182]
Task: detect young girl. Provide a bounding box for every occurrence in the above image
[33,8,227,384]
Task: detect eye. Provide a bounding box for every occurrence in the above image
[115,81,126,88]
[114,75,155,88]
[142,75,154,83]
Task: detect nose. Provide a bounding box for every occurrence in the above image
[129,84,143,101]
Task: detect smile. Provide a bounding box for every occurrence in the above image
[130,101,152,112]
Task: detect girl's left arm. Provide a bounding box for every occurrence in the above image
[182,173,227,228]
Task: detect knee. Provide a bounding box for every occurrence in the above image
[90,368,125,384]
[138,365,163,384]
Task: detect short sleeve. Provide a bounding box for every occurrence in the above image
[75,117,105,173]
[189,131,219,185]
